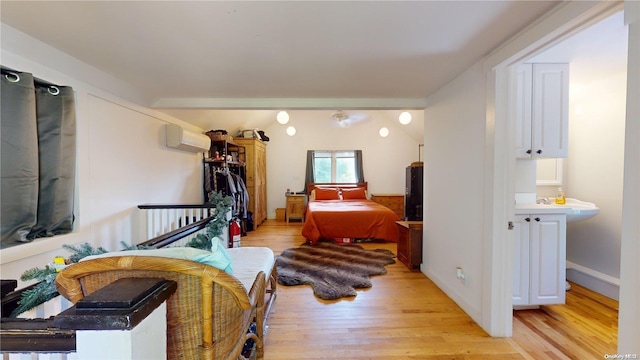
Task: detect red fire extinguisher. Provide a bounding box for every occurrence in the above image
[229,219,241,248]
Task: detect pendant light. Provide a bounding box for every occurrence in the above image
[399,111,412,125]
[277,111,290,124]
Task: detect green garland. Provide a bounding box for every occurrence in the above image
[11,191,234,317]
[184,191,234,250]
[11,243,108,317]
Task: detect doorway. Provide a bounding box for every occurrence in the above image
[510,10,627,354]
[485,1,639,352]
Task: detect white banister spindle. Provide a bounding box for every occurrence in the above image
[156,209,163,236]
[160,209,167,235]
[178,208,185,226]
[18,296,71,320]
[169,209,177,231]
[151,209,160,238]
[142,209,150,243]
[12,354,76,360]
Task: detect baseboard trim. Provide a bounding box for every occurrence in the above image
[566,261,620,300]
[421,265,483,325]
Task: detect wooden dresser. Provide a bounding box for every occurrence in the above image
[233,137,267,228]
[370,194,404,220]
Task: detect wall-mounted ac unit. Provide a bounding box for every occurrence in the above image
[165,124,210,153]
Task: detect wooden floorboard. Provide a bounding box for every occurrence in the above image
[242,220,618,359]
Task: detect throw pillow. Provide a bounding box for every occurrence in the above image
[313,187,341,200]
[341,187,367,200]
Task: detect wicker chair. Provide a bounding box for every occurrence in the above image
[55,255,267,360]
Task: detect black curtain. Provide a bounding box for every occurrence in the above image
[304,150,315,191]
[354,150,365,183]
[1,67,76,248]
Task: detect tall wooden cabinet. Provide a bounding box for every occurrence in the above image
[233,137,267,228]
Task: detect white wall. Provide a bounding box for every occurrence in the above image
[565,69,626,282]
[0,25,204,283]
[423,63,487,323]
[262,110,421,218]
[86,96,205,251]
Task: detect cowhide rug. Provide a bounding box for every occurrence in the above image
[276,241,396,300]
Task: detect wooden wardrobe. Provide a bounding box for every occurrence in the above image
[233,137,267,228]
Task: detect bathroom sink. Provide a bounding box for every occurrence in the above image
[549,198,600,223]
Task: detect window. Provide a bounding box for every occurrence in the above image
[312,150,357,183]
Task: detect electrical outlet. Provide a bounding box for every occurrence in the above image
[456,267,466,285]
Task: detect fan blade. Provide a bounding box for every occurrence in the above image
[331,110,369,127]
[338,120,350,128]
[342,113,370,127]
[348,113,369,122]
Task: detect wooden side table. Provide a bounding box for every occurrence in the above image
[285,194,305,223]
[370,194,405,219]
[396,221,423,271]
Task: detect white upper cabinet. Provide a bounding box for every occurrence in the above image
[515,63,569,159]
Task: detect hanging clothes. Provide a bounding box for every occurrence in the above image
[231,173,248,220]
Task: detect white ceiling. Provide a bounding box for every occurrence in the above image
[528,11,627,74]
[1,1,561,134]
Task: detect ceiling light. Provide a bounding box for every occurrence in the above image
[399,111,412,125]
[277,111,290,124]
[286,126,296,136]
[379,127,389,138]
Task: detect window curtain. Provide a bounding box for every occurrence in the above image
[1,67,76,249]
[304,150,315,191]
[354,150,365,183]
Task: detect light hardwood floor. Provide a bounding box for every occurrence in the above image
[242,220,618,359]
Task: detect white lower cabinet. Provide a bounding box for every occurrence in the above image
[513,213,567,306]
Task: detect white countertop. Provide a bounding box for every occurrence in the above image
[514,203,572,215]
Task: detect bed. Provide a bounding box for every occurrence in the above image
[301,182,400,244]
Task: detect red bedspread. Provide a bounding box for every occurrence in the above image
[301,199,400,244]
